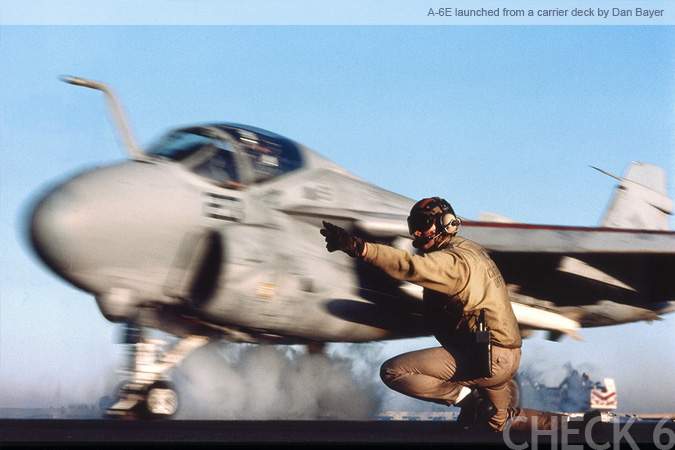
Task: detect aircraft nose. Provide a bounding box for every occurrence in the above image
[28,182,88,284]
[27,162,203,296]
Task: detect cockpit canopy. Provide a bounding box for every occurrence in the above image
[147,124,303,187]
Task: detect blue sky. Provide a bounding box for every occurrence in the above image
[1,2,674,415]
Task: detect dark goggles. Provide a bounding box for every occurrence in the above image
[407,197,446,235]
[407,213,436,235]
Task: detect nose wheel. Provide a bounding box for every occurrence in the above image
[145,381,179,418]
[107,380,180,419]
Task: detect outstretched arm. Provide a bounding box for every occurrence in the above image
[362,242,468,297]
[320,221,468,296]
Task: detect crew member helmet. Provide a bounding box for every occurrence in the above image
[407,197,459,236]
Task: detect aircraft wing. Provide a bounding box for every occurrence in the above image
[460,222,675,337]
[291,206,675,254]
[286,195,675,254]
[459,222,675,254]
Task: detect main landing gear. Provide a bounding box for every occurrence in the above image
[104,324,209,419]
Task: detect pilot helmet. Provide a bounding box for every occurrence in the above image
[407,197,460,237]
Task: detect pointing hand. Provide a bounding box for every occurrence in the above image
[320,221,365,258]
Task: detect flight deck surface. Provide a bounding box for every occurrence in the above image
[3,418,674,448]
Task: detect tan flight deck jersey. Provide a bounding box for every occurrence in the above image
[363,236,522,350]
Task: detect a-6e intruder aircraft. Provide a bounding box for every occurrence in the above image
[26,77,675,419]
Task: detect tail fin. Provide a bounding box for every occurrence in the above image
[596,162,673,230]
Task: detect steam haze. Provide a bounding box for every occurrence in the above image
[173,343,385,420]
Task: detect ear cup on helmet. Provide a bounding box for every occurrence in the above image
[439,213,453,228]
[439,213,461,234]
[408,196,460,238]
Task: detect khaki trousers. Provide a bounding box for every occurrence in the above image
[380,345,521,431]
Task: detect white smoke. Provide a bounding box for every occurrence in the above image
[516,361,601,413]
[173,342,385,420]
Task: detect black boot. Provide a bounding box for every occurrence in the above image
[456,389,496,432]
[456,390,477,431]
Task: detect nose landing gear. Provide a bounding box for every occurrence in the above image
[104,324,209,419]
